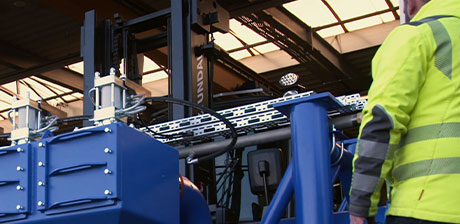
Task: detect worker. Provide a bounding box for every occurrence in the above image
[349,0,460,223]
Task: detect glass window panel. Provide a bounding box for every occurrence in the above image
[284,0,337,27]
[213,32,244,51]
[0,98,10,106]
[229,50,252,60]
[72,93,84,98]
[32,76,72,93]
[18,82,40,101]
[142,71,169,84]
[67,61,84,74]
[316,25,344,38]
[370,0,391,11]
[0,91,13,103]
[328,0,387,20]
[3,82,16,94]
[24,78,56,98]
[253,43,280,54]
[143,56,161,73]
[230,19,266,45]
[62,95,76,101]
[391,0,399,7]
[1,112,10,120]
[119,59,125,75]
[46,99,60,106]
[381,12,396,22]
[0,101,10,109]
[0,96,11,112]
[345,15,382,31]
[239,50,300,73]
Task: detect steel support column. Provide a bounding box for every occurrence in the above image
[287,98,332,223]
[82,10,97,127]
[169,0,191,120]
[262,162,294,224]
[272,93,345,224]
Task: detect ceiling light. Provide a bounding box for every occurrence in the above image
[279,73,299,87]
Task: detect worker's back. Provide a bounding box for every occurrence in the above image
[372,0,460,222]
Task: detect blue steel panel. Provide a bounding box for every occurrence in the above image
[0,144,30,216]
[37,128,117,214]
[35,141,47,212]
[2,123,179,224]
[116,123,179,224]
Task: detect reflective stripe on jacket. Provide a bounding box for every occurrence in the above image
[349,0,460,222]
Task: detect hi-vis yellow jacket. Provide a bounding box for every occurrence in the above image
[349,0,460,223]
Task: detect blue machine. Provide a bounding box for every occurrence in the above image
[1,92,386,224]
[0,122,211,224]
[262,92,386,224]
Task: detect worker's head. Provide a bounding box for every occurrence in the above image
[400,0,430,23]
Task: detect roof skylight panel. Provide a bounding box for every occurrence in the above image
[284,0,338,27]
[327,0,388,20]
[316,25,345,37]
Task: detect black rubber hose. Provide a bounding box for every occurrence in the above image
[143,97,238,164]
[57,115,92,124]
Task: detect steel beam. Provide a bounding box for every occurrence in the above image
[38,69,84,93]
[121,8,171,33]
[214,47,281,95]
[239,7,364,92]
[265,8,358,78]
[218,0,296,18]
[0,55,81,85]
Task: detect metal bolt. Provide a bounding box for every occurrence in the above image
[38,142,44,147]
[104,169,112,174]
[16,147,23,152]
[16,185,23,191]
[104,128,111,133]
[104,148,112,153]
[104,190,112,195]
[38,181,45,186]
[38,201,45,207]
[38,161,45,167]
[16,166,24,171]
[16,205,23,210]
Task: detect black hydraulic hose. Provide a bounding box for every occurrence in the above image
[143,97,238,164]
[57,115,92,124]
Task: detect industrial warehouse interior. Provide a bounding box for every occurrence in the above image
[0,0,435,223]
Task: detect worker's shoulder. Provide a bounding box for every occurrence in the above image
[383,22,426,46]
[384,16,456,44]
[404,15,455,26]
